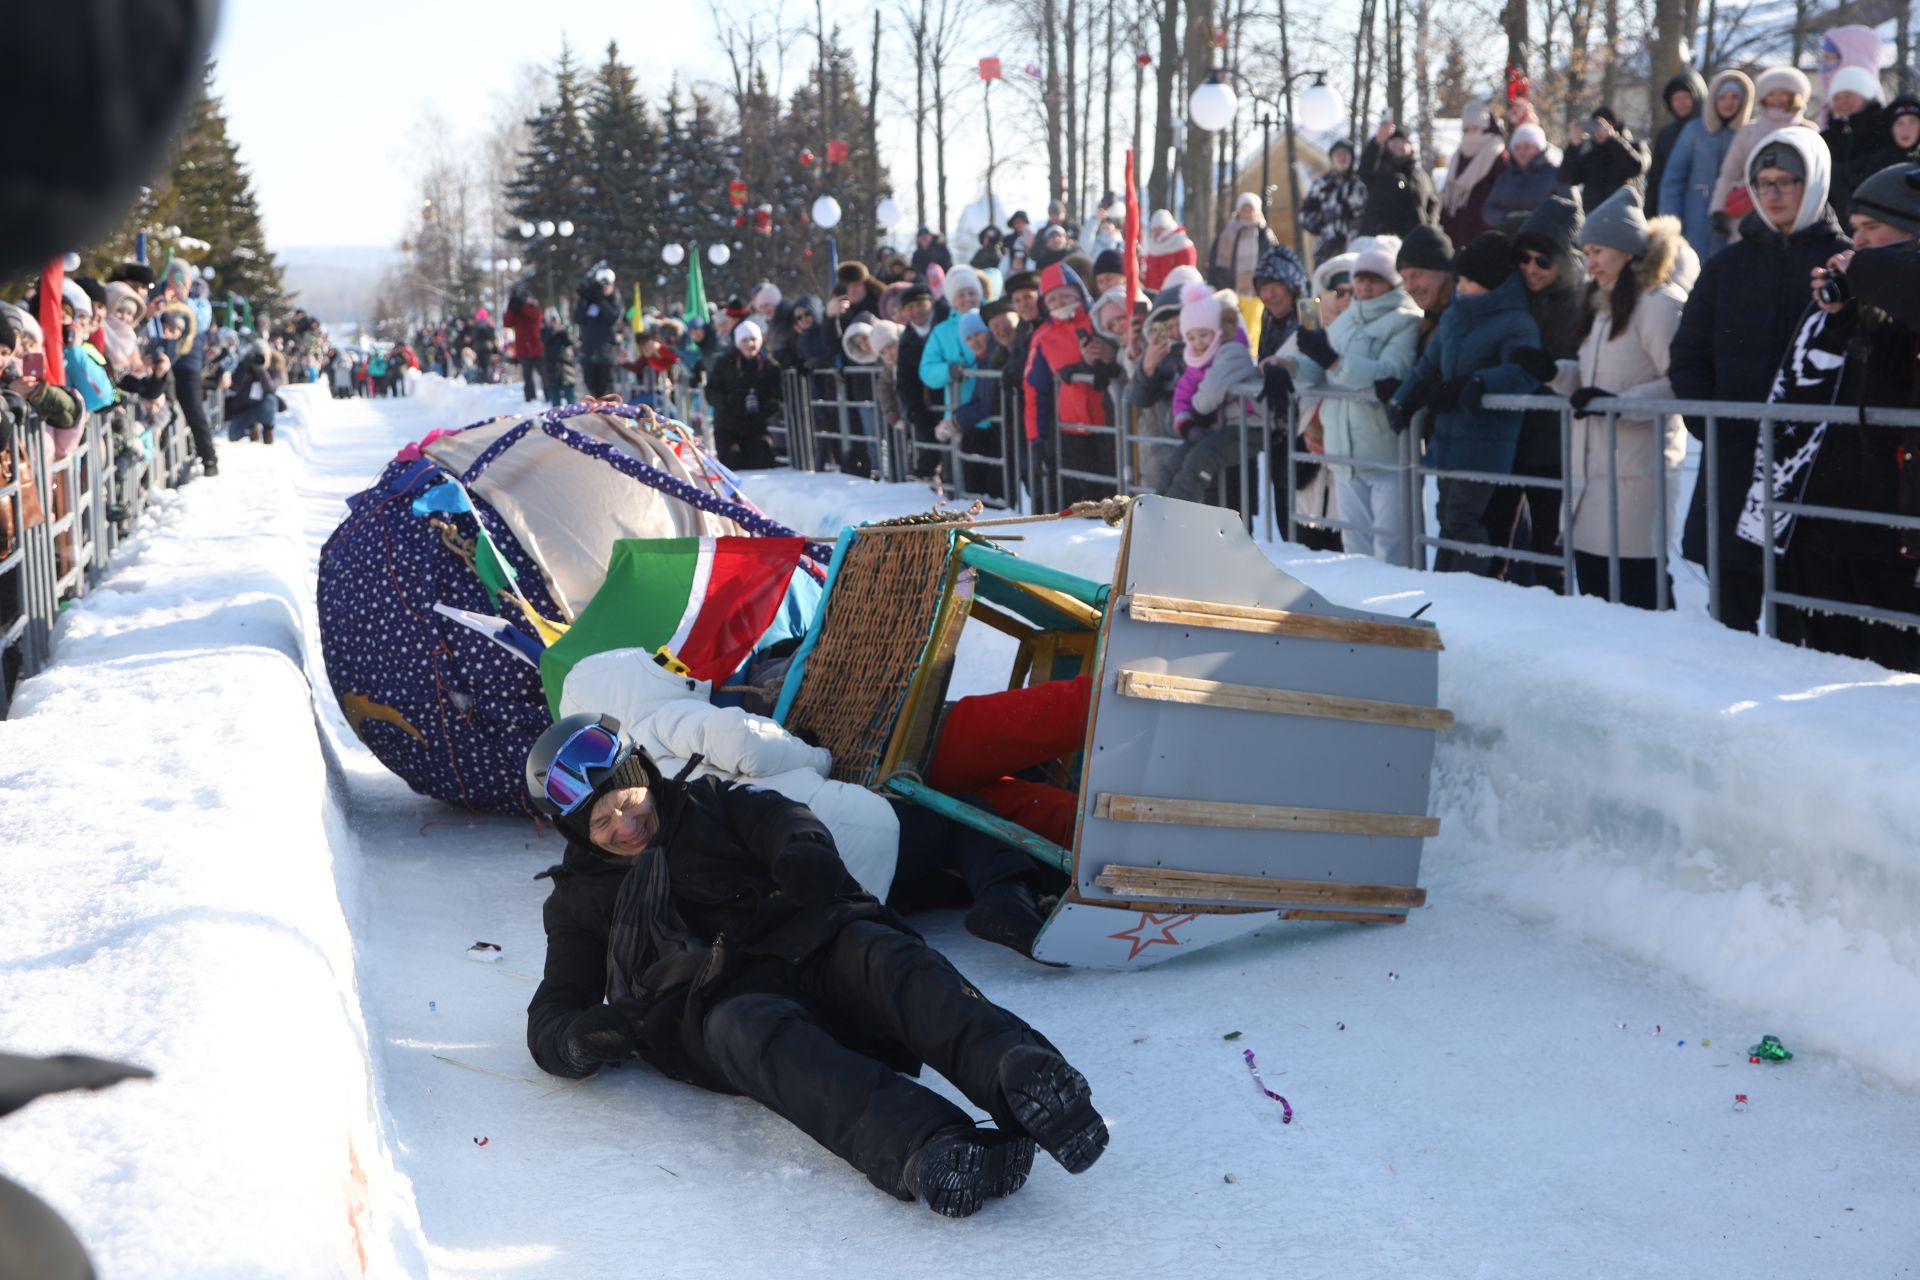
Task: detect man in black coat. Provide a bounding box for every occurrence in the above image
[1557,106,1649,211]
[524,715,1107,1217]
[1669,128,1852,633]
[910,227,953,275]
[891,283,944,476]
[1357,122,1440,237]
[573,270,623,398]
[704,321,784,469]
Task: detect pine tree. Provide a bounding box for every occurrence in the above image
[658,84,745,306]
[506,41,596,309]
[585,41,662,313]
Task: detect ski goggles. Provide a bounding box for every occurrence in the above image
[544,722,623,816]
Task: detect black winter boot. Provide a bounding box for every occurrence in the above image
[902,1125,1035,1218]
[963,879,1047,958]
[996,1045,1107,1174]
[262,424,274,445]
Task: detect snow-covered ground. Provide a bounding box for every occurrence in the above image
[3,379,1917,1278]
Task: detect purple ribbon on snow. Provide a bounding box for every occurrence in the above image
[1243,1048,1292,1123]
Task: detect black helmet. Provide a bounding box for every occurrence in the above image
[526,712,636,822]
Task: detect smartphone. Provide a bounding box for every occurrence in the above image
[19,351,45,379]
[1298,297,1324,331]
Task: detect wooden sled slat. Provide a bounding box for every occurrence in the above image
[1094,864,1428,909]
[1280,909,1410,924]
[1094,793,1440,838]
[1114,669,1454,731]
[1127,592,1444,652]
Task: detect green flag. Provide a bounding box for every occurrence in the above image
[685,250,707,322]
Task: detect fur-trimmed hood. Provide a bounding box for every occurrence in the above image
[1632,214,1700,294]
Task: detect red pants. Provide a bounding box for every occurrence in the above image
[926,675,1091,846]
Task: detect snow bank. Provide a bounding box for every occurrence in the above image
[0,385,425,1276]
[737,470,1920,1087]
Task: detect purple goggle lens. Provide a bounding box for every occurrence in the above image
[544,723,622,815]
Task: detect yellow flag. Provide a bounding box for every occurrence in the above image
[632,281,644,334]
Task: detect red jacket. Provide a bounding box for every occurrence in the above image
[504,301,544,359]
[1022,261,1106,443]
[1143,225,1198,291]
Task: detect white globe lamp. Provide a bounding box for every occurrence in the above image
[1298,80,1345,133]
[557,220,575,238]
[537,220,556,238]
[519,221,536,238]
[876,197,904,228]
[662,243,686,266]
[811,195,843,229]
[1188,77,1238,133]
[708,243,731,266]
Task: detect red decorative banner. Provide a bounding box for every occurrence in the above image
[979,57,1003,81]
[727,180,748,208]
[826,138,850,165]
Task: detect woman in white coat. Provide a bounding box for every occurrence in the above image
[1526,187,1697,608]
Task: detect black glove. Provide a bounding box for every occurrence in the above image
[561,1005,639,1072]
[1711,211,1730,238]
[1429,377,1468,414]
[1295,326,1338,369]
[773,838,845,906]
[1568,386,1614,417]
[1386,400,1413,435]
[1510,345,1557,384]
[1263,362,1295,403]
[1374,376,1403,404]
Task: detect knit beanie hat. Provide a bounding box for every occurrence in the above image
[1453,231,1516,290]
[1352,236,1403,286]
[1178,282,1220,338]
[733,319,763,346]
[1397,223,1456,272]
[943,264,983,305]
[1829,65,1883,105]
[1510,123,1547,152]
[1579,186,1651,257]
[1847,163,1920,235]
[1514,195,1584,258]
[958,309,990,340]
[1889,94,1920,123]
[1093,248,1125,278]
[1750,138,1807,184]
[1590,104,1622,130]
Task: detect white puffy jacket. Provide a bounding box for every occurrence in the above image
[559,649,899,900]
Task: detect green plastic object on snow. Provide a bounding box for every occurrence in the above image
[1748,1034,1793,1062]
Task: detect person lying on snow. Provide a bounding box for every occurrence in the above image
[524,715,1109,1217]
[558,648,1069,957]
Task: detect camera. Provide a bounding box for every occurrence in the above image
[1816,272,1851,307]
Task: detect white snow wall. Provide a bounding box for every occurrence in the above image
[0,390,426,1277]
[740,473,1920,1088]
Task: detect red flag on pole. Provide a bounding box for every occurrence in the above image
[38,259,65,388]
[826,138,850,165]
[1122,150,1141,327]
[979,57,1003,81]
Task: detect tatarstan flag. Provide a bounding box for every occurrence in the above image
[539,535,806,711]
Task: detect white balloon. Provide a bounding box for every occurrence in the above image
[1188,79,1238,133]
[708,243,731,266]
[662,243,686,266]
[876,197,904,228]
[62,252,82,272]
[1298,81,1345,134]
[537,220,556,237]
[811,195,843,229]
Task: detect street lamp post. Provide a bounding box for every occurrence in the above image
[1189,66,1343,261]
[518,216,575,315]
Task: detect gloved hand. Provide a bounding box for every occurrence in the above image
[1457,377,1486,414]
[1294,326,1338,369]
[561,1005,640,1072]
[935,418,962,444]
[1386,400,1413,435]
[773,838,845,907]
[1568,386,1614,417]
[1429,377,1468,414]
[1510,345,1558,384]
[1374,376,1403,404]
[1264,362,1295,402]
[1711,211,1730,238]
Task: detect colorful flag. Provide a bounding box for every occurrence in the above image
[432,602,546,667]
[686,251,708,323]
[826,138,850,164]
[632,281,645,334]
[979,57,1003,81]
[38,260,65,388]
[538,535,808,710]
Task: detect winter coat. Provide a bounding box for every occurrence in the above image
[1709,107,1814,238]
[918,310,980,408]
[1209,219,1278,294]
[1439,147,1508,247]
[1395,273,1541,474]
[1648,70,1710,217]
[1023,262,1105,442]
[574,288,622,365]
[1297,168,1369,259]
[526,775,903,1091]
[64,342,117,412]
[1513,206,1590,471]
[911,237,953,274]
[784,297,834,373]
[1820,102,1888,221]
[545,326,582,388]
[559,651,901,900]
[1557,130,1649,211]
[224,357,277,419]
[705,348,784,439]
[1670,151,1852,571]
[1660,70,1753,261]
[505,300,544,360]
[894,323,940,430]
[951,337,1008,432]
[1484,150,1575,231]
[1358,140,1441,237]
[1287,286,1423,474]
[1173,330,1259,431]
[1143,224,1199,290]
[1546,218,1695,556]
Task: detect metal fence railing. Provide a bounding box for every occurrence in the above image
[2,391,212,717]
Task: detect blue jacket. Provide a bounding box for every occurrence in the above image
[66,343,118,412]
[1659,116,1737,262]
[952,340,1006,430]
[1483,151,1575,230]
[918,310,978,410]
[1395,274,1540,475]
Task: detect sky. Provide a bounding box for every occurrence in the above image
[209,0,1089,254]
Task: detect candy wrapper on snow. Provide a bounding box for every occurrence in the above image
[1748,1034,1793,1063]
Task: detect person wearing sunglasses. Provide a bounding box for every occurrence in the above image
[522,713,1108,1218]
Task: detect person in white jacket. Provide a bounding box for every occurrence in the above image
[558,648,1057,956]
[1512,187,1698,608]
[1285,237,1425,560]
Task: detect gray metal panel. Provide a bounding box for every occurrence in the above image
[1074,496,1442,906]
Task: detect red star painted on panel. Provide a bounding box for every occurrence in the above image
[1107,912,1197,961]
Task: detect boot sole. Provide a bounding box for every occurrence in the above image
[1003,1052,1108,1174]
[916,1133,1036,1218]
